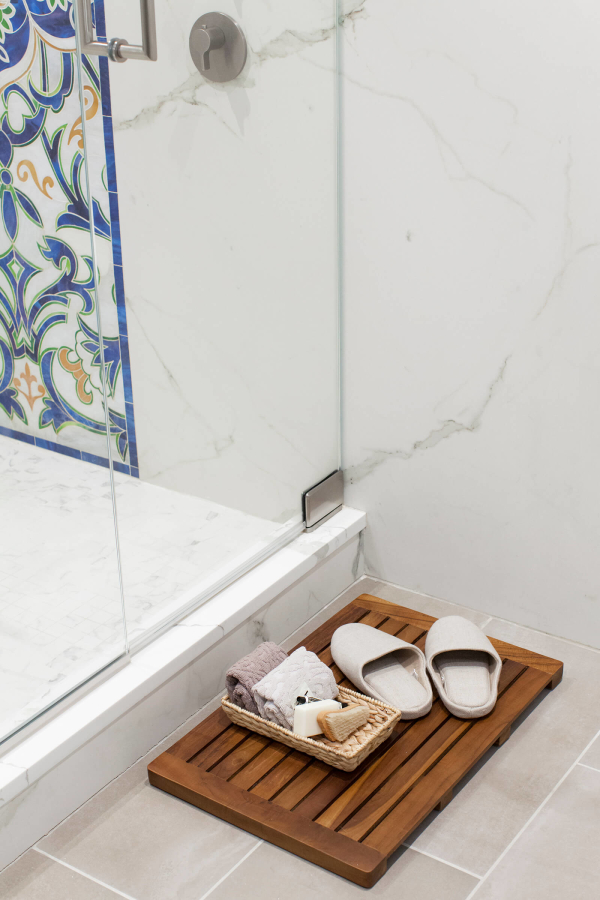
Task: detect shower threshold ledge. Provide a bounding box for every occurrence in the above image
[0,506,366,870]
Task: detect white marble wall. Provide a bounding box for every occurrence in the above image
[341,0,600,647]
[100,0,346,524]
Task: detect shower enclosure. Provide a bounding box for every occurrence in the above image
[0,0,340,744]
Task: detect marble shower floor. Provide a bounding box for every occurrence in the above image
[0,436,292,740]
[2,577,599,900]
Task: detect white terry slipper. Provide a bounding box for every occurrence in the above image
[331,623,433,719]
[425,616,502,719]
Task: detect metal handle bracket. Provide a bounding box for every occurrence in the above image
[75,0,157,62]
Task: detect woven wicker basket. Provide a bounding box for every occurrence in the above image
[222,687,401,772]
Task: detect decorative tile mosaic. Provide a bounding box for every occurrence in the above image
[0,0,136,474]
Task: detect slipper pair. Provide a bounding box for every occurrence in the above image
[331,616,502,720]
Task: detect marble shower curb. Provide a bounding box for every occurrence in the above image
[0,507,366,870]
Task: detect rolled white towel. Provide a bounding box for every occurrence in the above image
[252,647,338,729]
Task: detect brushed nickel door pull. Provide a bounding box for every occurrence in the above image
[74,0,158,63]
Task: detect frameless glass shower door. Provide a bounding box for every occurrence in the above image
[76,0,341,643]
[0,1,126,744]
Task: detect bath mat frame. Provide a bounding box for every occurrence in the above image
[148,594,563,888]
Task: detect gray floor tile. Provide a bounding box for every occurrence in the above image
[475,764,600,899]
[362,579,492,626]
[580,732,600,771]
[37,762,259,900]
[0,849,117,899]
[406,619,600,875]
[206,841,478,900]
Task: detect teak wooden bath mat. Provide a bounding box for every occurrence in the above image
[148,595,563,888]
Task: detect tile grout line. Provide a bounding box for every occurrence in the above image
[196,840,263,900]
[34,848,139,900]
[402,842,482,881]
[577,761,600,774]
[463,725,600,900]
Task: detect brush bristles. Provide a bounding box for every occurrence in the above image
[317,704,370,742]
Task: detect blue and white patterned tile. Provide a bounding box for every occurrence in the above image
[0,0,135,471]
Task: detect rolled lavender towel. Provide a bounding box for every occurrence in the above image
[252,647,338,729]
[225,642,288,715]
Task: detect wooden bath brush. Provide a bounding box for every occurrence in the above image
[317,702,370,742]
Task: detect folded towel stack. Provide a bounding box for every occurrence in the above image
[225,642,288,715]
[252,646,338,729]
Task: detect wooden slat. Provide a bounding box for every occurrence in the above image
[317,646,335,668]
[356,611,391,629]
[290,755,377,823]
[251,750,311,800]
[229,742,292,791]
[272,758,332,811]
[209,732,271,780]
[148,754,387,888]
[190,724,248,771]
[414,635,428,656]
[391,623,426,643]
[362,664,551,855]
[352,596,437,630]
[330,663,346,684]
[166,706,232,762]
[377,617,408,635]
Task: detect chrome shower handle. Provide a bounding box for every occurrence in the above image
[192,26,225,72]
[74,0,158,62]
